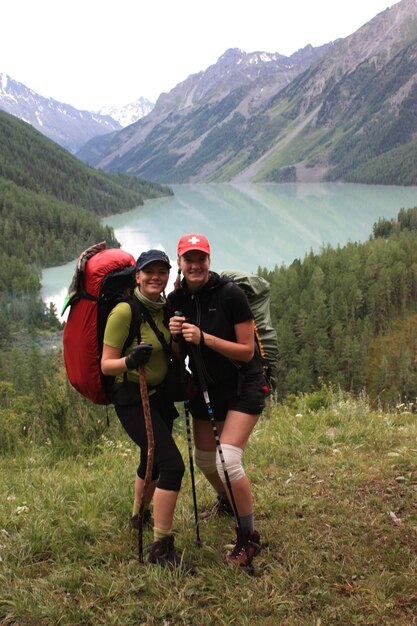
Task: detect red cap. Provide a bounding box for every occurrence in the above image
[177,233,210,256]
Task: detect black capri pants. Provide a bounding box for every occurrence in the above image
[113,385,185,492]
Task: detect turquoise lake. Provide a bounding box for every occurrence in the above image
[42,182,417,317]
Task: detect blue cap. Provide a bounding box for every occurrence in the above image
[136,249,171,271]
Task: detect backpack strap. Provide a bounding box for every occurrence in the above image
[141,305,175,361]
[216,282,268,374]
[125,298,175,362]
[126,297,143,351]
[115,297,143,388]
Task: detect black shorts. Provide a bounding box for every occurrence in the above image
[189,372,266,422]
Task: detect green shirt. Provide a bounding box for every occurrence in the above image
[103,300,169,387]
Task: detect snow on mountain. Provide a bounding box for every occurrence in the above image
[0,72,121,153]
[97,97,155,127]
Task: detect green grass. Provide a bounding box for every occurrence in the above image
[1,393,417,625]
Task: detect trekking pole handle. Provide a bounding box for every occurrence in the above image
[175,311,203,346]
[172,311,184,344]
[172,311,188,385]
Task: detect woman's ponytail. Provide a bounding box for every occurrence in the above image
[174,268,182,290]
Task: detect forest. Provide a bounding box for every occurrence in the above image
[260,206,417,406]
[0,110,172,338]
[1,205,417,457]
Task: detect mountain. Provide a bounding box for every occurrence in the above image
[81,43,333,176]
[0,73,121,153]
[76,98,155,166]
[97,97,155,127]
[87,0,417,185]
[256,0,417,186]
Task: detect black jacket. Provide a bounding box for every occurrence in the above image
[167,272,263,390]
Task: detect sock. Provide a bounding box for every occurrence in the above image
[153,527,172,542]
[240,512,254,534]
[132,499,151,519]
[132,499,140,517]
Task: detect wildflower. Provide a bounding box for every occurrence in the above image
[16,505,29,515]
[6,495,16,503]
[388,511,403,526]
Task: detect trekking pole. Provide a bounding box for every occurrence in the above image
[188,341,255,575]
[175,311,202,547]
[138,363,154,563]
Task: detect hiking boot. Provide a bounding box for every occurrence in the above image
[130,508,152,530]
[200,496,234,520]
[225,528,261,567]
[148,534,195,574]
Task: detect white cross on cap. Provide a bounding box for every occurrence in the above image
[188,236,200,245]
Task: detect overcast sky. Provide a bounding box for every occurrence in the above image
[1,0,396,111]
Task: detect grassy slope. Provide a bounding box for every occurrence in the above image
[1,393,416,625]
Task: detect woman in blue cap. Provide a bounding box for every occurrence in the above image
[101,249,192,571]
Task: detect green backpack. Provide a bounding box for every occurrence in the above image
[219,270,278,392]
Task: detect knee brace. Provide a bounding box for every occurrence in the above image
[194,447,217,475]
[216,444,245,483]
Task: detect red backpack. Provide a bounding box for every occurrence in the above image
[62,243,139,405]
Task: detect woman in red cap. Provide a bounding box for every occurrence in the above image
[168,234,266,568]
[101,249,193,572]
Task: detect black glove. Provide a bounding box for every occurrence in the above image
[125,344,153,370]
